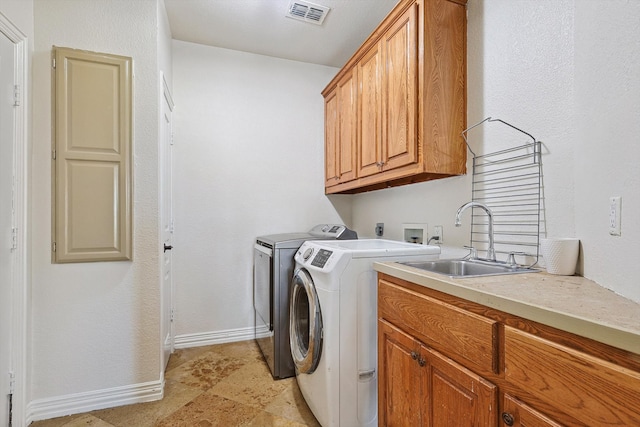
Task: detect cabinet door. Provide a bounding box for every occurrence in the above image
[357,42,383,178]
[324,88,339,186]
[501,394,563,427]
[379,318,497,427]
[337,69,357,183]
[381,2,418,171]
[427,347,497,427]
[379,319,423,427]
[53,47,132,262]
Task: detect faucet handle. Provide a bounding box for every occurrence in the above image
[464,246,478,260]
[506,251,527,267]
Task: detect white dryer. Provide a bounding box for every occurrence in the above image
[289,239,440,427]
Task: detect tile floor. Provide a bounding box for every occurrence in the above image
[29,340,321,427]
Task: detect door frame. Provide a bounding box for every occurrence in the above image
[0,12,28,427]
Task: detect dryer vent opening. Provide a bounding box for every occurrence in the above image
[286,0,330,25]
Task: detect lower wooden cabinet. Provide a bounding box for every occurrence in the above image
[504,326,640,426]
[379,319,497,426]
[377,273,640,427]
[378,320,422,426]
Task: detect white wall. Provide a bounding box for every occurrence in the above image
[31,0,162,408]
[0,0,33,35]
[171,40,350,341]
[353,0,640,303]
[573,1,640,302]
[158,0,172,87]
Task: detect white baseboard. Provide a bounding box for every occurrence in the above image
[174,325,269,349]
[26,379,164,425]
[25,327,269,425]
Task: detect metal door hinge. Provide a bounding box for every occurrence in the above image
[13,85,20,106]
[170,132,175,146]
[8,371,15,394]
[170,309,175,322]
[52,150,56,160]
[11,227,17,250]
[52,57,56,69]
[170,219,175,233]
[52,242,56,252]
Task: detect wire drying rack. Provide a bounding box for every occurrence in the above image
[462,117,543,266]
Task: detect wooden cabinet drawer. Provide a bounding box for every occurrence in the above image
[378,278,498,373]
[503,393,563,427]
[504,326,640,426]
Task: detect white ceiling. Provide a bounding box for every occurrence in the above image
[164,0,399,68]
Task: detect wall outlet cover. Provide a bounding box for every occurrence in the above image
[609,196,622,236]
[433,225,443,244]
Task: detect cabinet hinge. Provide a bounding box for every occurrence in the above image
[170,132,175,146]
[13,85,20,106]
[170,308,175,322]
[52,57,56,69]
[170,219,175,233]
[52,242,56,252]
[52,149,56,160]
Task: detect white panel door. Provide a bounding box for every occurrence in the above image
[160,76,175,370]
[0,29,15,427]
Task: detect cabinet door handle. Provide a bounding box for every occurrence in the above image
[163,244,173,252]
[418,357,426,367]
[501,412,514,426]
[410,351,418,360]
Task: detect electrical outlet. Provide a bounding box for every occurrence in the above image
[433,226,443,244]
[375,223,384,237]
[609,196,622,236]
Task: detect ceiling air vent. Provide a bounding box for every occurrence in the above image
[286,0,330,26]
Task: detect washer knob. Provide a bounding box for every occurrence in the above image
[302,248,314,260]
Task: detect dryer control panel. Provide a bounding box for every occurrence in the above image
[308,224,357,240]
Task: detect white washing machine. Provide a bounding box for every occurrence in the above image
[289,239,440,427]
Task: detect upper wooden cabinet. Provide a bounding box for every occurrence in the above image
[357,41,383,179]
[325,69,357,186]
[323,0,467,194]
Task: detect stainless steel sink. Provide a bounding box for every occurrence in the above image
[399,259,538,278]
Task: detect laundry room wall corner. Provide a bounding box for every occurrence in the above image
[171,40,346,344]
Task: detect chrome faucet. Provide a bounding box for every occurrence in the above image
[455,201,496,261]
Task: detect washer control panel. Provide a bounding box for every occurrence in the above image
[310,249,333,268]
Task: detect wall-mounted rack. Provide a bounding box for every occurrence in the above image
[461,117,543,267]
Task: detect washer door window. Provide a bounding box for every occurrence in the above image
[289,268,322,374]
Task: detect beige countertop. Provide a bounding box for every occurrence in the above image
[374,261,640,355]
